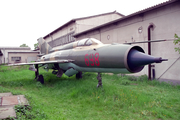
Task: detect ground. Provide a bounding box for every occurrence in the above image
[0,65,180,119]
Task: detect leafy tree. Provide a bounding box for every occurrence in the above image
[174,34,180,54]
[34,43,39,50]
[20,44,29,47]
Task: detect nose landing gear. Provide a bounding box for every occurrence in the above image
[34,64,44,84]
[97,73,102,88]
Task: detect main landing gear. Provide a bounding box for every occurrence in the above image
[54,64,63,78]
[34,64,44,84]
[76,72,82,79]
[34,64,102,87]
[97,72,102,88]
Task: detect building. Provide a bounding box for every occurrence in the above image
[0,47,39,64]
[43,11,124,47]
[73,0,180,80]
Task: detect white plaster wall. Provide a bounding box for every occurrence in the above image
[44,22,76,43]
[8,52,39,63]
[44,36,52,43]
[76,13,122,33]
[53,23,75,39]
[2,49,35,64]
[44,13,122,43]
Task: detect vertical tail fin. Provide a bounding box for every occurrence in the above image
[37,37,52,55]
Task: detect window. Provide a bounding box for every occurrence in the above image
[11,57,21,61]
[85,39,92,46]
[77,38,102,47]
[91,38,103,44]
[77,38,89,46]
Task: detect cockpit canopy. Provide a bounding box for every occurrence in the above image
[77,38,103,47]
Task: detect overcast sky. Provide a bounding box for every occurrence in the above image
[0,0,168,49]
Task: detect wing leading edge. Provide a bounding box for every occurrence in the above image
[8,59,74,66]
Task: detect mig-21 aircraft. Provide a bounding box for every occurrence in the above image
[9,37,167,87]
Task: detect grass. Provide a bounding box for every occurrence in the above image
[0,65,180,120]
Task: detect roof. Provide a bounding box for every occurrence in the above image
[43,11,125,39]
[8,51,39,53]
[73,0,178,37]
[0,47,31,50]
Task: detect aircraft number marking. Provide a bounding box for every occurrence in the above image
[84,53,100,66]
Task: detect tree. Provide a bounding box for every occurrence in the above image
[34,43,39,50]
[174,34,180,54]
[20,44,29,47]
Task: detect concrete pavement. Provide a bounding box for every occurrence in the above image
[0,93,28,119]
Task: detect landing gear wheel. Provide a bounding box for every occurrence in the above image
[52,70,58,75]
[37,75,44,84]
[97,72,102,88]
[76,72,82,79]
[33,64,44,84]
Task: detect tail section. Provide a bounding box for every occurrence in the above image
[37,37,52,55]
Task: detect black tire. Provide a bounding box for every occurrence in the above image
[37,74,44,84]
[76,72,82,79]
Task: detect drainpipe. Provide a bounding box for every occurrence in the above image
[148,24,154,80]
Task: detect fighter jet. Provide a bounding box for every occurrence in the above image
[9,37,167,87]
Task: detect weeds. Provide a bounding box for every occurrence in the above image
[14,105,35,119]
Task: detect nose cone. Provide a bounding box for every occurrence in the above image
[127,49,167,73]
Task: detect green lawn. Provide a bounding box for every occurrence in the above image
[0,65,180,120]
